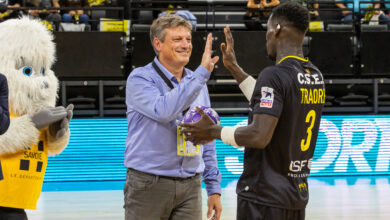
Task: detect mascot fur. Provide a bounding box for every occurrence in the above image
[0,17,73,217]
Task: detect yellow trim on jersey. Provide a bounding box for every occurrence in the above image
[278,56,309,64]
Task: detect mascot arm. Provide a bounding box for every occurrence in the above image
[46,104,73,155]
[0,115,40,155]
[46,129,70,155]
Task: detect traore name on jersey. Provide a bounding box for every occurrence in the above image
[298,70,325,105]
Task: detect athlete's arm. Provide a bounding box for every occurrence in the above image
[181,108,278,149]
[221,26,256,101]
[234,114,278,148]
[182,66,282,148]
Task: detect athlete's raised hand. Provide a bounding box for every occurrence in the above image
[220,26,238,69]
[201,33,219,73]
[220,25,249,84]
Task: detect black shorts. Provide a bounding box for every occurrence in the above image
[237,198,305,220]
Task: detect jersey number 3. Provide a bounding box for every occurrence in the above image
[301,110,316,151]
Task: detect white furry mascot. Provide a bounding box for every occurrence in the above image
[0,17,73,218]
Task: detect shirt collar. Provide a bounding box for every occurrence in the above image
[153,57,190,83]
[278,56,309,64]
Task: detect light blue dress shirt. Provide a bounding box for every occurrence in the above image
[125,57,221,196]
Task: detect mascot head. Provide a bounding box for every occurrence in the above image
[0,17,58,116]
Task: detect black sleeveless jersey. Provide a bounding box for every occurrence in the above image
[237,56,325,210]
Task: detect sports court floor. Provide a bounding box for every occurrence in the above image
[26,176,390,220]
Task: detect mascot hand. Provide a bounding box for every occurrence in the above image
[32,106,68,129]
[49,104,74,139]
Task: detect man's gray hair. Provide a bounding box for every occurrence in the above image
[150,14,193,54]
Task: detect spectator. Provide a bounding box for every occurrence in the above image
[259,0,280,16]
[312,1,344,27]
[335,0,373,24]
[0,0,23,21]
[0,73,9,135]
[245,0,280,30]
[313,2,320,18]
[158,5,197,31]
[373,1,390,29]
[60,0,89,24]
[26,0,61,26]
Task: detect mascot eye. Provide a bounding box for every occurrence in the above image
[22,66,33,76]
[41,67,45,76]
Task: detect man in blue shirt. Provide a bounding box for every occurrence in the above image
[0,73,9,135]
[124,14,222,220]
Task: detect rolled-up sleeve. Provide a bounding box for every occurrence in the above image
[0,73,9,135]
[202,140,222,196]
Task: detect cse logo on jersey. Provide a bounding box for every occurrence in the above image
[260,87,274,108]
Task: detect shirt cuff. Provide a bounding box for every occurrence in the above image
[194,65,211,84]
[205,182,222,197]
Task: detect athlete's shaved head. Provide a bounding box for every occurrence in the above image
[265,2,309,62]
[270,2,309,33]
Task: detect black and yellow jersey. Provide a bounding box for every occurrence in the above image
[237,56,325,209]
[0,114,48,210]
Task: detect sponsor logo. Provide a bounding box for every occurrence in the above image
[260,87,274,108]
[288,158,313,178]
[289,158,312,172]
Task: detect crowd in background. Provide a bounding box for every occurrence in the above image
[246,0,390,30]
[0,0,390,31]
[0,0,113,30]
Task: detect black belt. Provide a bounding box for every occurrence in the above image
[128,168,200,181]
[160,173,200,181]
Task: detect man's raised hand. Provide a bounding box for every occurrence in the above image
[201,33,219,73]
